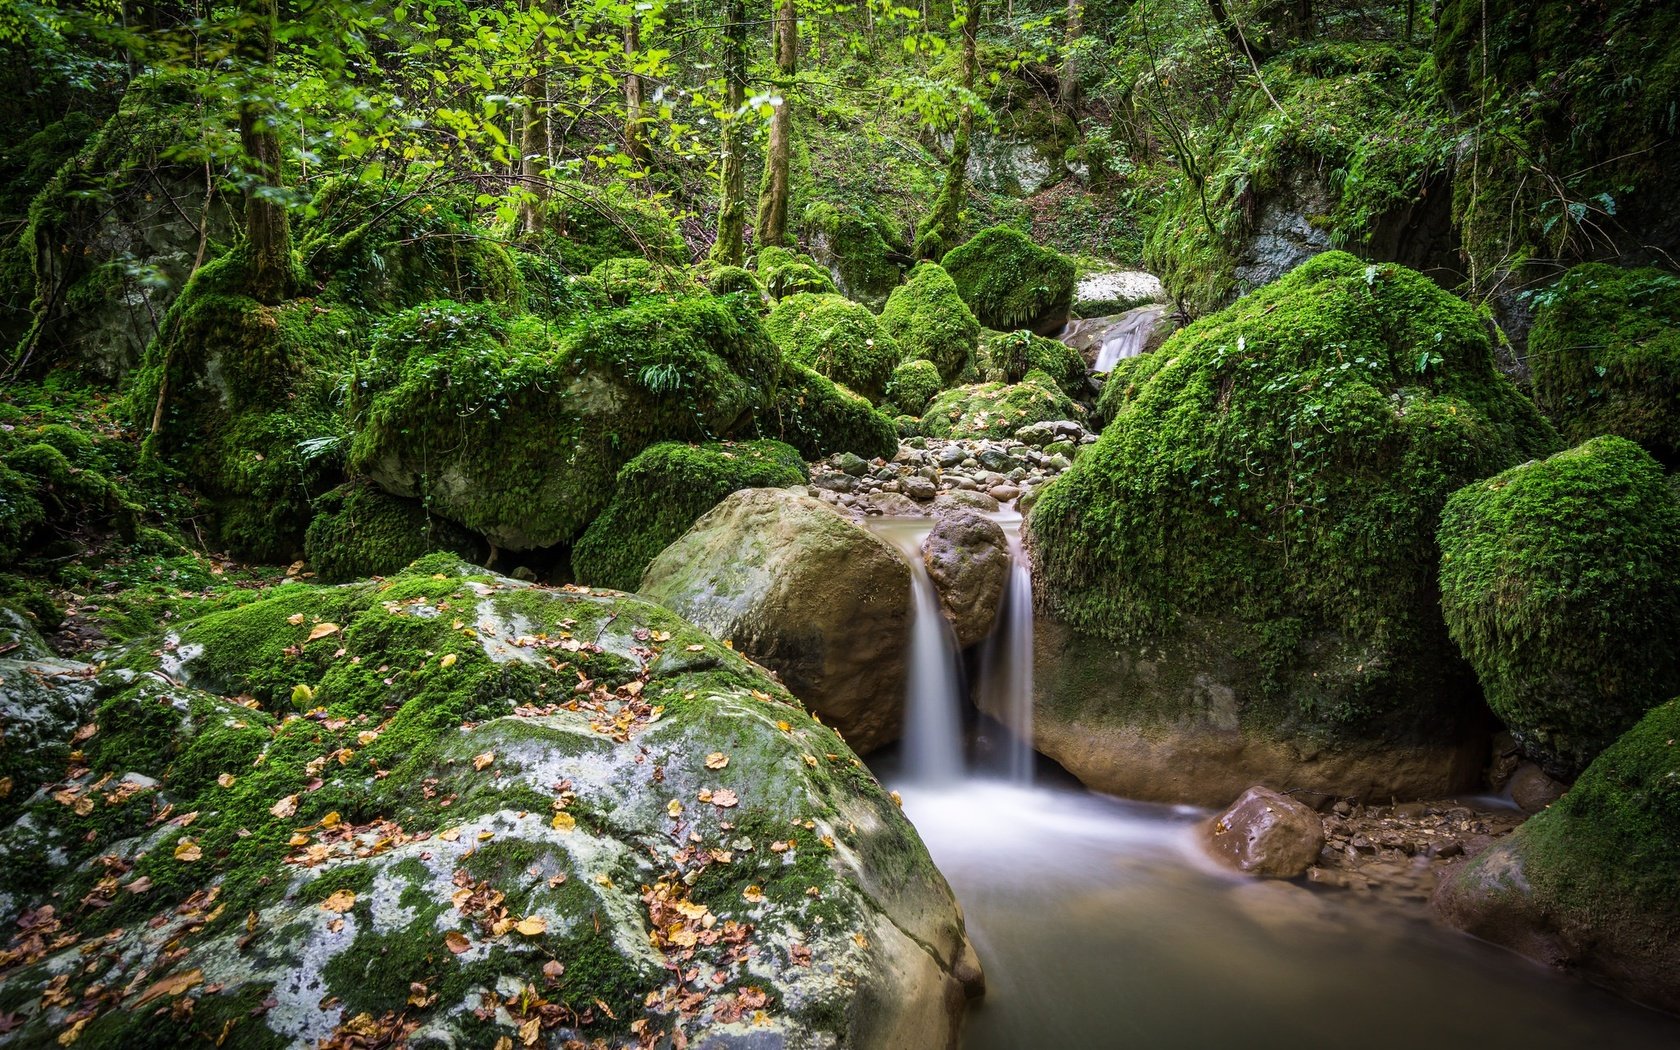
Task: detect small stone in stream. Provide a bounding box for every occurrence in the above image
[812,473,857,494]
[938,446,967,468]
[905,477,938,501]
[961,457,979,468]
[952,476,978,491]
[836,452,869,476]
[1044,440,1075,458]
[869,492,926,516]
[977,448,1020,472]
[934,491,1000,514]
[1206,786,1326,878]
[916,465,939,481]
[1015,421,1059,446]
[988,485,1020,503]
[1046,454,1072,471]
[1508,762,1567,813]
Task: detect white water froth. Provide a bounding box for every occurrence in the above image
[976,511,1034,782]
[875,520,966,784]
[1092,303,1170,372]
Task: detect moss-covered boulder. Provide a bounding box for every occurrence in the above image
[534,181,687,274]
[570,440,807,591]
[588,256,699,303]
[642,489,913,753]
[0,417,141,567]
[1435,698,1680,1014]
[921,371,1085,441]
[1528,263,1680,465]
[0,556,980,1047]
[349,295,782,551]
[303,481,482,584]
[703,264,767,303]
[1023,252,1558,805]
[764,293,901,403]
[879,263,980,383]
[940,227,1075,334]
[885,359,943,417]
[0,631,96,826]
[802,202,904,309]
[976,329,1088,396]
[1438,436,1680,777]
[757,361,900,461]
[756,246,839,301]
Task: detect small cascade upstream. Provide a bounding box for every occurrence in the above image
[1086,303,1169,372]
[975,512,1034,782]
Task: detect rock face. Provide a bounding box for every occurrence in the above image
[640,489,912,753]
[922,510,1010,648]
[1435,698,1680,1014]
[1026,253,1558,805]
[0,619,97,826]
[0,556,980,1047]
[1206,786,1326,878]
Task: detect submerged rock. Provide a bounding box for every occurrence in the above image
[640,489,912,753]
[1206,786,1325,879]
[922,510,1010,649]
[0,555,979,1047]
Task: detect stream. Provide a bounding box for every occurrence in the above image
[866,514,1680,1049]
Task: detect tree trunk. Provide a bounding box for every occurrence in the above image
[517,99,551,235]
[238,0,292,305]
[755,0,797,247]
[1058,0,1082,113]
[710,0,749,266]
[1205,0,1271,64]
[624,10,650,167]
[914,0,979,261]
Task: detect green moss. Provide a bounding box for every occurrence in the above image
[921,371,1083,440]
[756,246,838,301]
[1528,263,1680,465]
[1439,436,1680,776]
[511,249,611,325]
[570,440,808,591]
[589,256,699,303]
[878,263,980,383]
[977,329,1087,396]
[533,180,687,274]
[801,201,903,308]
[304,481,483,583]
[1029,252,1558,745]
[884,359,942,417]
[755,361,899,461]
[764,293,900,403]
[704,265,767,303]
[0,416,142,566]
[940,226,1075,333]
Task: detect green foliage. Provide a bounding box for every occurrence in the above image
[589,256,699,303]
[921,371,1082,440]
[0,415,142,567]
[571,440,807,590]
[1438,437,1680,777]
[801,201,904,308]
[977,328,1087,395]
[884,359,942,416]
[757,361,899,461]
[756,246,838,301]
[1528,263,1680,466]
[878,262,979,382]
[1029,252,1558,743]
[704,265,767,303]
[536,183,687,275]
[764,293,901,402]
[941,225,1075,332]
[303,481,482,584]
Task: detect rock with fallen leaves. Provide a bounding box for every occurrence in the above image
[0,617,99,827]
[0,554,980,1048]
[640,488,913,753]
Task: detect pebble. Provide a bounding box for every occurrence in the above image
[807,426,1092,517]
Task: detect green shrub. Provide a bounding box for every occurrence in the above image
[879,263,980,382]
[941,226,1075,332]
[764,293,900,402]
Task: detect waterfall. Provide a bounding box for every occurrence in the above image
[1092,304,1168,372]
[877,521,966,784]
[977,514,1034,783]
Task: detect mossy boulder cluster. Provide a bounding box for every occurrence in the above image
[1025,252,1558,804]
[921,371,1085,441]
[940,227,1075,335]
[764,292,901,403]
[802,202,903,309]
[879,263,981,383]
[756,246,839,301]
[0,410,143,566]
[1438,436,1680,778]
[0,556,980,1047]
[302,481,482,584]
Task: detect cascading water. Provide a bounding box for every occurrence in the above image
[975,511,1034,783]
[1091,303,1168,372]
[875,520,966,784]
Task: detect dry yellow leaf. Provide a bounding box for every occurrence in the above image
[306,622,342,643]
[711,788,739,808]
[320,811,342,829]
[444,930,471,954]
[217,773,237,788]
[270,794,299,819]
[174,839,202,862]
[666,799,683,818]
[514,916,547,936]
[321,889,356,913]
[550,812,577,832]
[287,613,306,626]
[439,653,458,668]
[741,885,765,904]
[803,754,818,767]
[472,751,495,771]
[438,828,461,842]
[704,752,729,770]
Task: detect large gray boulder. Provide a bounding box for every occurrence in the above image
[922,510,1009,649]
[641,489,913,753]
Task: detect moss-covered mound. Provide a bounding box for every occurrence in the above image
[802,201,903,309]
[349,294,782,551]
[0,555,978,1047]
[757,361,899,461]
[570,440,808,591]
[764,293,900,403]
[1029,252,1558,768]
[534,180,687,274]
[303,481,482,584]
[1528,263,1680,465]
[756,246,838,301]
[878,263,980,382]
[921,371,1083,440]
[940,227,1075,334]
[885,359,943,417]
[1438,436,1680,777]
[588,256,699,303]
[703,264,767,303]
[1436,698,1680,1014]
[0,415,142,566]
[976,329,1087,396]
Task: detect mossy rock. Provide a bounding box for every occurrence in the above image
[756,246,838,301]
[878,263,980,383]
[940,226,1075,334]
[920,371,1083,441]
[1026,252,1559,797]
[533,180,687,274]
[1528,263,1680,466]
[764,293,900,403]
[756,361,899,462]
[1439,436,1680,777]
[977,328,1087,396]
[703,264,767,304]
[570,440,808,591]
[588,256,701,303]
[885,359,942,417]
[1436,698,1680,1014]
[802,201,903,309]
[511,250,611,326]
[348,294,781,551]
[303,481,483,584]
[0,415,142,566]
[0,556,978,1047]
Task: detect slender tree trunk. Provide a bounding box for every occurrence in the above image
[1205,0,1271,64]
[755,0,796,247]
[239,0,292,304]
[624,10,650,167]
[1058,0,1082,114]
[517,99,551,235]
[914,0,979,261]
[710,0,749,265]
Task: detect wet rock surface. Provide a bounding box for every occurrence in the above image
[805,432,1092,519]
[1206,786,1325,878]
[1308,798,1526,908]
[921,511,1010,649]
